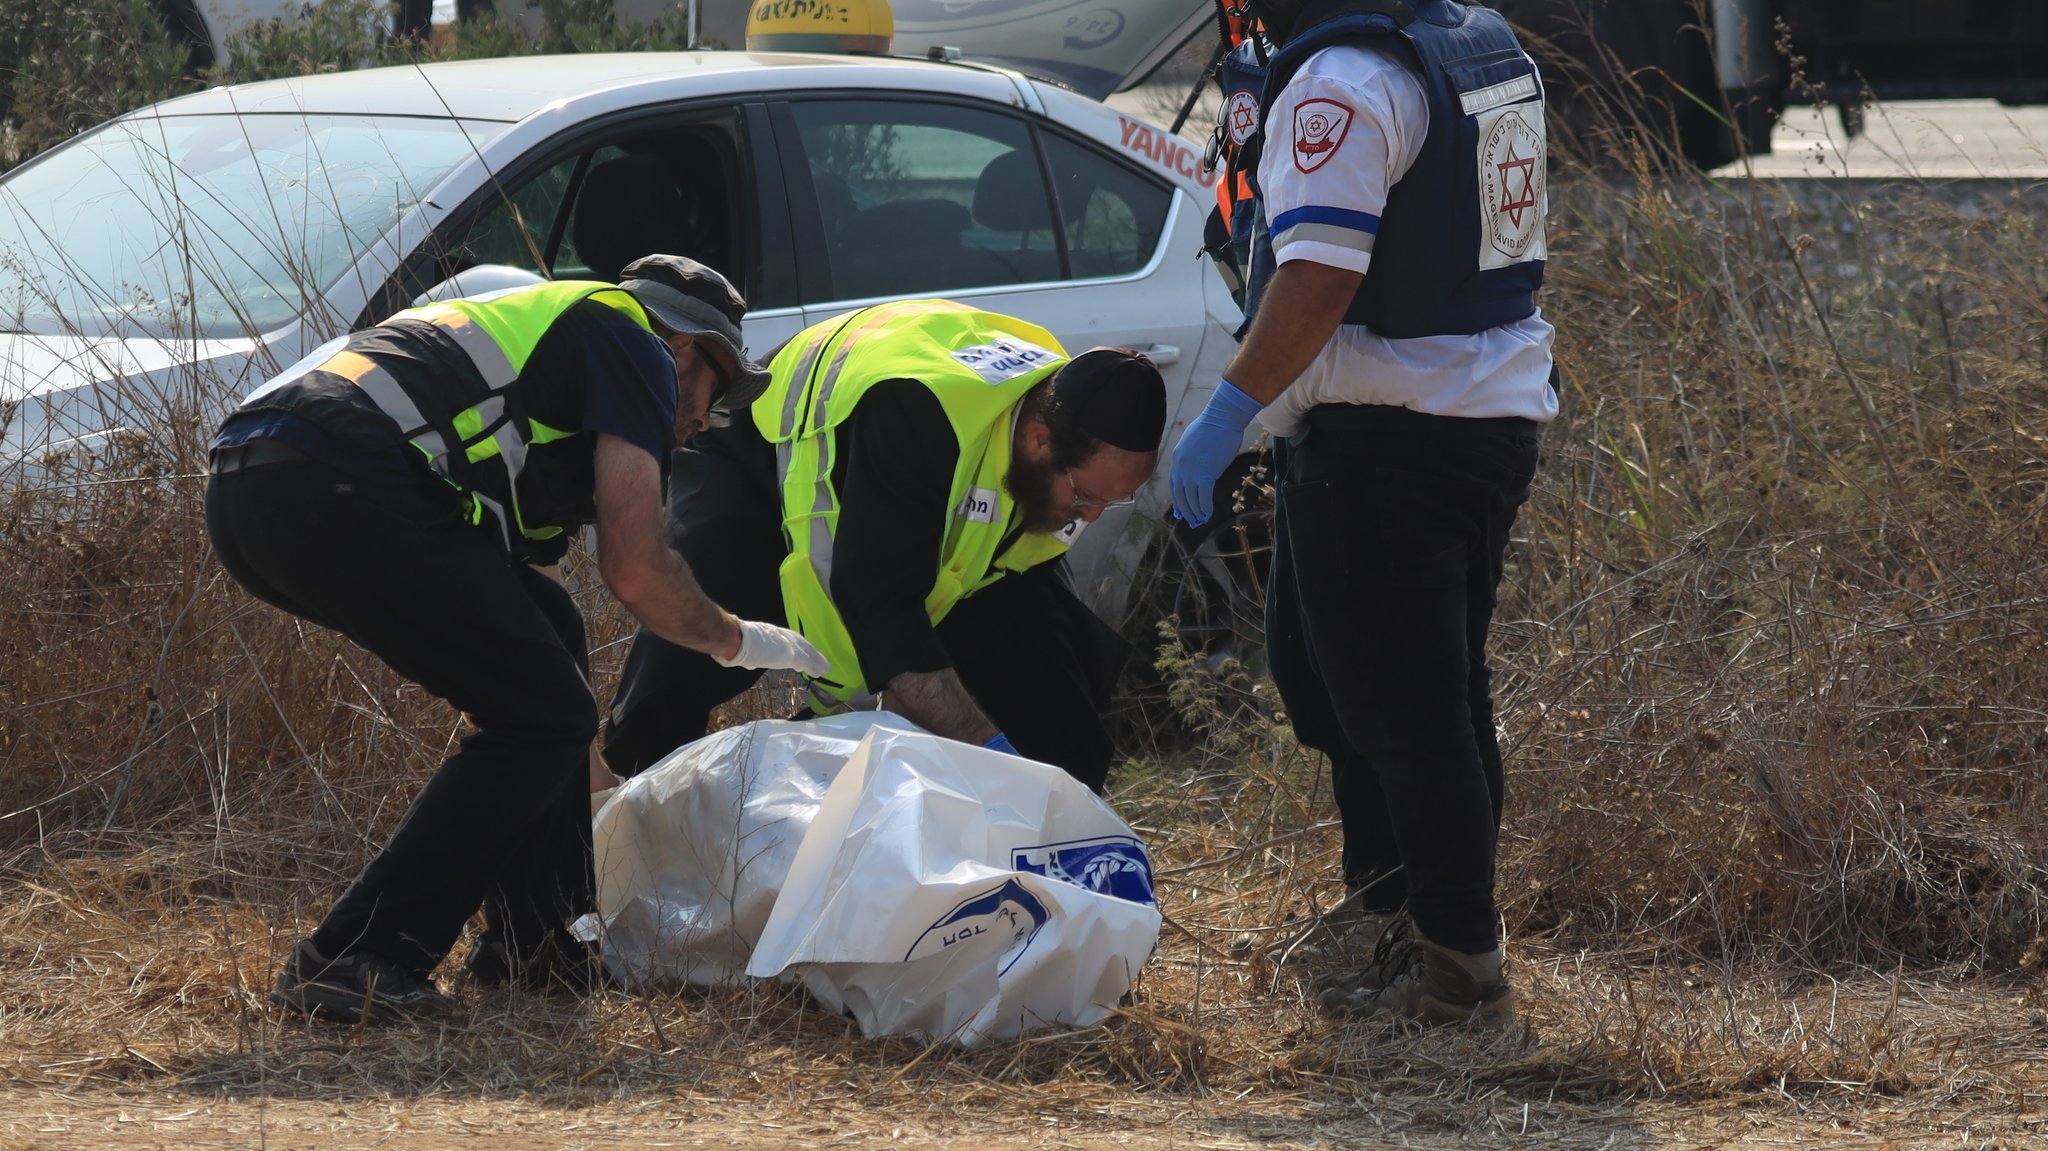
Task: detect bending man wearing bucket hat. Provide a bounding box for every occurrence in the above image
[205,255,827,1024]
[599,300,1166,793]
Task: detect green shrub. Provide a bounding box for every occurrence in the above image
[0,0,193,167]
[209,0,402,83]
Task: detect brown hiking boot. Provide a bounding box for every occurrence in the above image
[1308,914,1423,996]
[1321,936,1516,1030]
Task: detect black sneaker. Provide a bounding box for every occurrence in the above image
[462,930,613,996]
[461,934,517,989]
[271,939,454,1024]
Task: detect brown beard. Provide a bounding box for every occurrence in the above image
[1004,451,1072,534]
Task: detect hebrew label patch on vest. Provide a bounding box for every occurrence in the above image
[957,485,1002,524]
[1473,102,1547,269]
[952,338,1060,384]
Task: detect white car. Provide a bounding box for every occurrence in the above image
[0,46,1256,627]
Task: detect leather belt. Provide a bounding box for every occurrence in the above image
[209,438,308,476]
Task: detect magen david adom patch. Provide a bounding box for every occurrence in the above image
[1225,89,1261,147]
[1292,98,1354,173]
[1473,100,1547,269]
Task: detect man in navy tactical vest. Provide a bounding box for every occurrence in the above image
[1171,0,1556,1029]
[205,255,827,1024]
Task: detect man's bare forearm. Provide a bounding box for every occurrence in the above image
[1225,260,1366,403]
[882,669,1000,745]
[593,433,741,659]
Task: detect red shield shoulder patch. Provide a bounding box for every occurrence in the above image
[1292,98,1354,173]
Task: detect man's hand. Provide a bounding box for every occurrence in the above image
[588,745,622,793]
[1170,380,1264,527]
[715,620,830,675]
[1171,261,1367,525]
[883,668,1000,746]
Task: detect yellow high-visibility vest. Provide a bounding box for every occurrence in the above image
[328,281,658,552]
[752,300,1076,709]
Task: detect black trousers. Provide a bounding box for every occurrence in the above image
[206,452,596,975]
[601,446,1127,791]
[1266,404,1539,955]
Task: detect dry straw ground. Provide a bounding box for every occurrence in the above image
[7,26,2048,1151]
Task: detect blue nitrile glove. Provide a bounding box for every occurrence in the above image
[984,732,1020,756]
[1170,379,1264,527]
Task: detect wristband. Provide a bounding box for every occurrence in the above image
[984,732,1020,756]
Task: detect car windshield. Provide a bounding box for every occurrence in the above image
[0,112,502,340]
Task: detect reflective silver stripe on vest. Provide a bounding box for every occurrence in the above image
[348,359,453,466]
[477,395,529,508]
[417,310,527,544]
[779,339,866,597]
[776,440,838,593]
[777,327,833,439]
[429,311,518,389]
[807,340,861,442]
[778,436,877,712]
[471,490,514,553]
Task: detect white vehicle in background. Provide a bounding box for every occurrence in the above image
[153,0,319,69]
[0,44,1257,633]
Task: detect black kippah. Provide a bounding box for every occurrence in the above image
[1053,347,1168,453]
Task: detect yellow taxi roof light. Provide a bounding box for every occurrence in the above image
[746,0,896,55]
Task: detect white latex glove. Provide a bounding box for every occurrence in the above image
[714,619,830,676]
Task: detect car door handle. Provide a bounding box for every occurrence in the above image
[1133,343,1180,365]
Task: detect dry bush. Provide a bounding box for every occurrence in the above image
[1493,163,2048,972]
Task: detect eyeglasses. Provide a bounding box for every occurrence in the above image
[1066,470,1138,511]
[697,344,734,394]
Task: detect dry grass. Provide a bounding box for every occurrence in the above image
[6,54,2048,1149]
[3,787,2046,1147]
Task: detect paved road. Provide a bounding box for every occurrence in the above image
[1720,100,2048,179]
[1119,71,2048,181]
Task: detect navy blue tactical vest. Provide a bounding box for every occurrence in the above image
[1240,0,1546,339]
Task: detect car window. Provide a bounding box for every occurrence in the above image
[787,100,1059,302]
[455,150,591,277]
[0,112,501,340]
[434,119,744,289]
[1041,132,1172,280]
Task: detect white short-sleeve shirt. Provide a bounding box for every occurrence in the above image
[1255,42,1558,435]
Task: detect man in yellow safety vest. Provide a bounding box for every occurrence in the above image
[205,255,827,1024]
[600,299,1166,793]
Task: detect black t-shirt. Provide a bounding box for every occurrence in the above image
[217,301,678,560]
